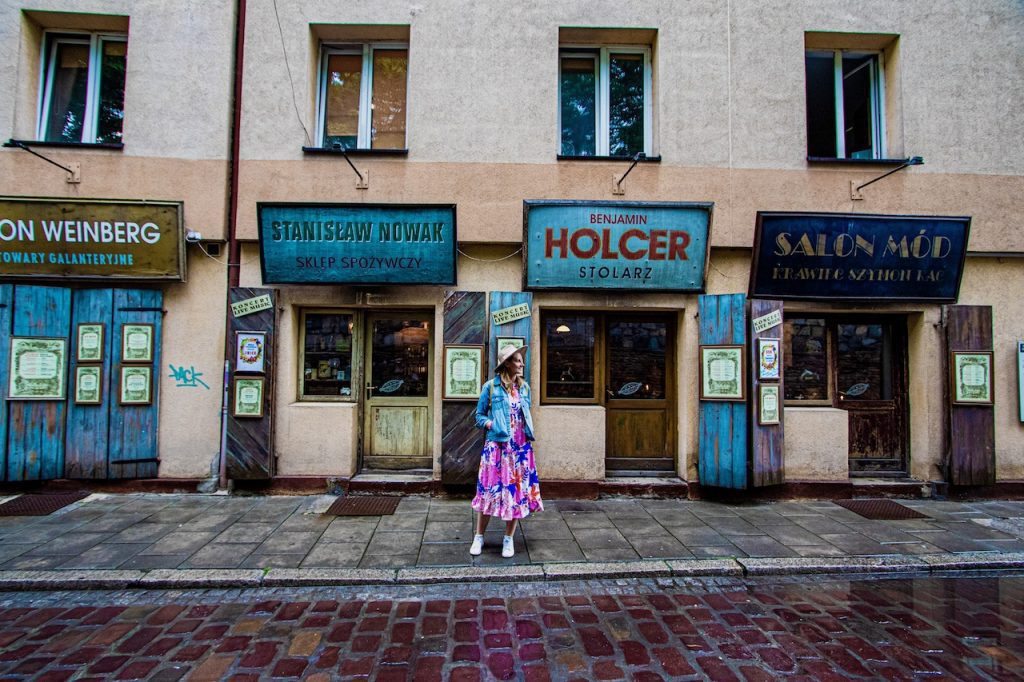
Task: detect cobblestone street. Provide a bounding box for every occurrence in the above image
[1,574,1022,681]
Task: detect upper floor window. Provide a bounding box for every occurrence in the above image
[559,47,651,157]
[805,50,884,159]
[316,44,408,150]
[39,32,127,144]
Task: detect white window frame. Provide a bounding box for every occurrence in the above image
[810,49,886,159]
[37,31,127,144]
[315,43,408,149]
[558,45,653,157]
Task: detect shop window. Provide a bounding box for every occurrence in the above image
[783,318,830,403]
[38,32,127,144]
[559,47,651,157]
[300,311,354,400]
[805,49,885,159]
[316,44,408,150]
[543,314,598,401]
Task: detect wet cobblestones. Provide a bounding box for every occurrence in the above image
[0,574,1022,680]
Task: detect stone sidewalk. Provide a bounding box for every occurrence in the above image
[0,493,1023,590]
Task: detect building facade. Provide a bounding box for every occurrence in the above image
[1,1,1022,494]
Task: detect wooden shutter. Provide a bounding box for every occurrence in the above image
[749,299,785,487]
[65,288,115,479]
[489,292,533,379]
[0,285,10,481]
[945,305,995,486]
[441,291,487,485]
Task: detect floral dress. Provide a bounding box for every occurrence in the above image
[471,385,543,521]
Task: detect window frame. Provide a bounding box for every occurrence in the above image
[298,308,361,403]
[782,316,834,407]
[540,311,603,405]
[805,48,886,160]
[558,45,653,158]
[37,30,128,144]
[315,42,409,150]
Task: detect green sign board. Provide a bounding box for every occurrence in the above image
[0,197,185,281]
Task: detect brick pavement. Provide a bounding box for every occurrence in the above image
[0,574,1022,680]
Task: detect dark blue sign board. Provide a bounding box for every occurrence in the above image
[523,201,712,291]
[258,203,457,285]
[750,212,971,301]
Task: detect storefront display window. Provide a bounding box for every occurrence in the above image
[369,318,429,398]
[301,311,354,399]
[543,314,597,401]
[783,318,829,402]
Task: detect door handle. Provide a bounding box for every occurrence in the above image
[366,385,377,400]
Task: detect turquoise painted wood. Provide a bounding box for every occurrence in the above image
[749,298,785,487]
[65,289,115,479]
[698,293,748,489]
[7,286,72,482]
[0,285,11,481]
[108,289,163,480]
[489,292,533,380]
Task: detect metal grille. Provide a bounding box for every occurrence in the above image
[324,496,400,516]
[0,492,90,516]
[833,499,928,520]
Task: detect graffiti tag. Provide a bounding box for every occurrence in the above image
[169,364,210,389]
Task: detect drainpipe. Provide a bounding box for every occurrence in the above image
[219,0,247,490]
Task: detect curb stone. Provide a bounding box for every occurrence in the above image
[397,565,545,584]
[665,559,744,577]
[262,568,397,586]
[542,560,671,580]
[137,569,264,589]
[921,551,1024,571]
[738,557,930,575]
[0,570,145,591]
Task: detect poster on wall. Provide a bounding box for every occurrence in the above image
[443,345,484,400]
[235,331,266,373]
[1019,341,1024,422]
[699,345,745,401]
[76,323,105,362]
[233,377,265,418]
[951,351,993,405]
[8,337,67,400]
[74,366,103,405]
[120,365,152,405]
[122,324,154,363]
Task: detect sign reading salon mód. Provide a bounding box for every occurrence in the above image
[524,201,713,291]
[258,203,457,285]
[750,212,971,302]
[0,197,184,281]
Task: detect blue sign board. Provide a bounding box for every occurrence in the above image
[750,212,971,301]
[258,203,456,284]
[524,201,712,291]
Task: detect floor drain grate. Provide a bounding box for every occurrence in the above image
[324,496,400,516]
[833,499,928,520]
[0,491,90,516]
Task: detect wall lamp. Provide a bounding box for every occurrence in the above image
[4,139,81,183]
[850,156,924,200]
[612,152,646,195]
[332,143,369,190]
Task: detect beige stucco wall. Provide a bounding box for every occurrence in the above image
[532,406,606,480]
[784,408,849,480]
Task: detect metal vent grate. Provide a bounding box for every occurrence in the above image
[833,499,928,520]
[324,496,400,516]
[0,492,90,516]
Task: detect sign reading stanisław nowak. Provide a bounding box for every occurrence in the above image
[0,197,185,280]
[750,212,971,301]
[258,204,457,285]
[524,201,712,291]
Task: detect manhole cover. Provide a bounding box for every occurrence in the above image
[833,499,928,520]
[324,496,400,516]
[0,491,90,516]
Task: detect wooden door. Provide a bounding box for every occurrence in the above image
[605,315,674,474]
[362,313,433,471]
[836,319,908,474]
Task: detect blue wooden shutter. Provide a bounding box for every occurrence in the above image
[698,293,748,489]
[749,298,784,487]
[489,292,533,380]
[0,285,12,481]
[65,289,115,479]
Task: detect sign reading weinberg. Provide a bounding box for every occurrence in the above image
[0,197,185,281]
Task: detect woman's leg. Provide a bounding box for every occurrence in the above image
[504,519,517,536]
[476,512,488,535]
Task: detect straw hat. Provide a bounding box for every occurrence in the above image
[494,343,526,372]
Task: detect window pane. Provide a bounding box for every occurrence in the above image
[96,40,127,143]
[608,53,644,157]
[370,318,430,398]
[302,313,354,397]
[842,55,876,159]
[560,56,596,156]
[44,42,90,142]
[783,318,829,401]
[323,53,362,149]
[370,49,407,149]
[805,52,837,157]
[607,321,666,399]
[545,315,596,399]
[836,323,891,401]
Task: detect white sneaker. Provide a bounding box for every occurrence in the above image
[469,534,484,556]
[502,535,515,558]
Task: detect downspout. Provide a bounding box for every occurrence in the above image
[219,0,247,490]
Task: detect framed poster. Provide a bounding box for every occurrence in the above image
[76,323,105,363]
[496,336,525,352]
[122,324,154,363]
[119,365,152,405]
[699,344,745,401]
[951,351,993,405]
[8,337,67,400]
[235,331,266,373]
[757,338,781,380]
[74,365,103,405]
[233,377,265,418]
[443,345,484,400]
[1018,341,1024,422]
[758,384,781,425]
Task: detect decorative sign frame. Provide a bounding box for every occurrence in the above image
[76,323,105,363]
[74,365,103,405]
[121,324,154,363]
[699,344,746,401]
[758,384,781,425]
[496,336,526,353]
[442,345,485,400]
[233,376,266,418]
[1018,341,1024,422]
[757,338,781,380]
[235,331,267,373]
[950,351,994,405]
[119,365,153,405]
[8,337,67,400]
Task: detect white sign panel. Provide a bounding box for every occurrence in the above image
[752,310,783,334]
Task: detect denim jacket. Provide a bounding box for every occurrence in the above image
[475,376,535,443]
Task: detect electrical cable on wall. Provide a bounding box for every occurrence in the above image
[272,0,312,146]
[457,247,522,262]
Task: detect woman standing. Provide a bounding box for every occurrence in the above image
[470,344,543,558]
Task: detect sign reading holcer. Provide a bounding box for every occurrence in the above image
[0,197,184,280]
[750,212,971,301]
[524,201,712,291]
[258,203,456,285]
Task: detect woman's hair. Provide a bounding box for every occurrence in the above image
[496,364,527,392]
